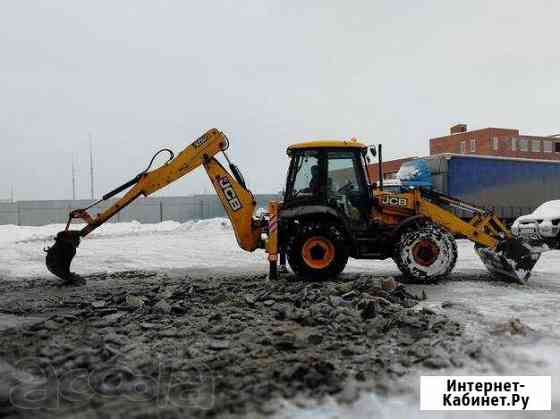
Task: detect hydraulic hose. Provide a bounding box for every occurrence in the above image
[100,148,175,201]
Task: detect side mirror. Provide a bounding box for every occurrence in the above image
[369,145,377,157]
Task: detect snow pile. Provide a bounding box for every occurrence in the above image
[0,218,257,280]
[1,219,234,245]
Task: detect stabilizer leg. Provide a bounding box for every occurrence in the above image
[269,260,278,280]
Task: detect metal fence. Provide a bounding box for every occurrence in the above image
[0,194,280,226]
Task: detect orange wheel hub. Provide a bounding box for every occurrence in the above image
[302,236,335,269]
[412,239,440,267]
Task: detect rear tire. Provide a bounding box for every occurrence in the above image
[287,222,349,280]
[394,223,457,282]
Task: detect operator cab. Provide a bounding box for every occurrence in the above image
[284,140,372,227]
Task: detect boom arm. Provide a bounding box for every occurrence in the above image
[47,129,263,281]
[203,155,262,251]
[72,129,220,231]
[415,188,507,249]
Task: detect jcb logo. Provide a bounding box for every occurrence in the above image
[219,177,242,211]
[192,134,209,148]
[382,195,408,207]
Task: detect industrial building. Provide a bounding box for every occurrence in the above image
[431,124,560,160]
[370,123,560,181]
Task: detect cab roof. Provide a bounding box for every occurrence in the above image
[287,139,367,152]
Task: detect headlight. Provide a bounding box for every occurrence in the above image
[538,220,555,237]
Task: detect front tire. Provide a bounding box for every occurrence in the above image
[394,223,457,282]
[287,222,349,279]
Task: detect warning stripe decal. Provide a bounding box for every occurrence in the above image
[269,214,278,233]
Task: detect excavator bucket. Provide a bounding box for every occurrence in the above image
[45,231,82,283]
[475,239,541,284]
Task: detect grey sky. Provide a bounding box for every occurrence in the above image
[1,1,559,201]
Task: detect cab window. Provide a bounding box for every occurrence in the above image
[286,150,320,200]
[326,150,367,220]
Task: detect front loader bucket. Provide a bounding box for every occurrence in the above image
[475,239,541,284]
[45,231,81,282]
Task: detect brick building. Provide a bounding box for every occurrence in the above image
[430,124,560,160]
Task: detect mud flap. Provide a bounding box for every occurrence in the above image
[475,239,541,284]
[45,231,82,283]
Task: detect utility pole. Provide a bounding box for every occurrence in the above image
[71,155,76,201]
[89,133,94,199]
[10,185,14,203]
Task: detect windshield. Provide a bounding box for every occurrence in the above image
[287,150,320,200]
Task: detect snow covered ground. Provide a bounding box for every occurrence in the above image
[0,219,265,279]
[1,218,559,417]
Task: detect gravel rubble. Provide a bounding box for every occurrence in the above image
[0,270,481,418]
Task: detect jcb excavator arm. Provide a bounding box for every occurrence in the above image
[46,128,263,282]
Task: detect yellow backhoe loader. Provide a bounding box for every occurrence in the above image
[46,129,542,285]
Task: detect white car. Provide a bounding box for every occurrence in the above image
[512,200,560,249]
